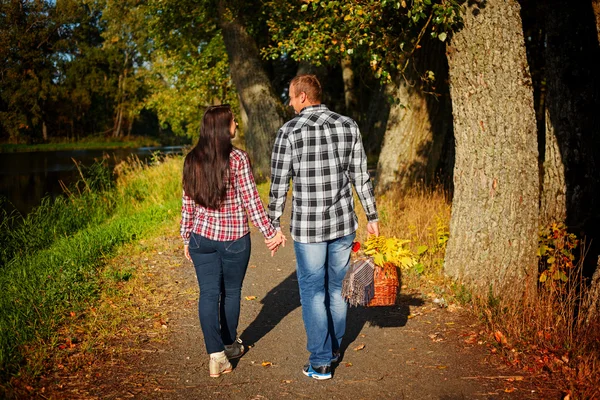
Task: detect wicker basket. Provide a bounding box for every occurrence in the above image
[367,262,399,307]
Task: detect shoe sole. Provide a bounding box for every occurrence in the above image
[209,367,232,378]
[302,369,332,380]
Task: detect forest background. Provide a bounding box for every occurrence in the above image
[1,0,600,397]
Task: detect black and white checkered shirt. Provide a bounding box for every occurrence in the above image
[268,104,378,243]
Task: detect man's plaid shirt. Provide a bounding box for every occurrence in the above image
[180,148,276,244]
[268,104,378,243]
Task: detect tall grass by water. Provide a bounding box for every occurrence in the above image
[0,154,183,378]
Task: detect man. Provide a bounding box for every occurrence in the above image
[267,74,379,380]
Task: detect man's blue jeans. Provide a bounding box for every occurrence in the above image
[188,232,251,354]
[294,232,355,367]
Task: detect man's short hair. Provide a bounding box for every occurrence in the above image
[290,74,322,103]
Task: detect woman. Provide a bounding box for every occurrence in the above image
[180,104,285,378]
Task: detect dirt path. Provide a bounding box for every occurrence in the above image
[35,223,559,400]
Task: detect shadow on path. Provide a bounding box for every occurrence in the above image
[240,271,424,361]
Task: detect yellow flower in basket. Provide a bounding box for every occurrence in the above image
[363,235,416,277]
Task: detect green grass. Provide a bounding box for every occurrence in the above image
[0,155,183,379]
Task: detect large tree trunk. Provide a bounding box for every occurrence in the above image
[540,0,600,236]
[376,42,450,194]
[218,1,285,181]
[444,0,539,292]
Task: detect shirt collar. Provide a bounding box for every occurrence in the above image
[298,104,328,115]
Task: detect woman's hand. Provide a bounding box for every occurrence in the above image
[184,244,191,262]
[265,230,286,257]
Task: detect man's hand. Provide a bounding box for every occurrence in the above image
[367,221,380,237]
[184,244,191,262]
[265,230,287,257]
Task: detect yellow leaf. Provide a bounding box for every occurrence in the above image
[353,344,366,351]
[373,253,385,267]
[245,296,257,301]
[261,361,273,367]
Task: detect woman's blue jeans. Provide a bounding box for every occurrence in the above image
[294,232,355,367]
[188,232,251,354]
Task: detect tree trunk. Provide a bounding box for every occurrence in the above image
[42,120,48,142]
[376,42,450,194]
[361,83,391,157]
[443,0,539,292]
[540,0,600,235]
[218,1,285,181]
[341,56,357,118]
[113,73,124,138]
[584,256,600,326]
[593,0,600,41]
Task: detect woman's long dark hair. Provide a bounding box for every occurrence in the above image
[183,105,233,209]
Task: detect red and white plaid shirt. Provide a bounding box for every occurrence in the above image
[180,148,277,244]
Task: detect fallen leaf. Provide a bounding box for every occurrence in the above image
[345,362,353,367]
[504,387,515,393]
[261,361,272,367]
[360,334,367,338]
[282,380,292,383]
[249,265,257,268]
[437,365,448,369]
[69,311,76,318]
[245,296,258,301]
[353,344,366,351]
[494,330,508,346]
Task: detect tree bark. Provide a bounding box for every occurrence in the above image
[42,120,48,142]
[376,42,450,194]
[593,0,600,42]
[444,0,539,292]
[218,1,285,181]
[341,56,357,118]
[539,0,600,234]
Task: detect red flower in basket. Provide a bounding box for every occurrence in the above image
[352,241,361,253]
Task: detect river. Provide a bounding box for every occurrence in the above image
[0,146,184,217]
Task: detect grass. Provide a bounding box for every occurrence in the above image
[0,135,161,153]
[0,154,183,380]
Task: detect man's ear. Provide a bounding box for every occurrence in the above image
[300,91,307,103]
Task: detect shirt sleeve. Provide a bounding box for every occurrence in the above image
[349,124,378,222]
[237,152,277,239]
[268,128,292,229]
[180,190,196,244]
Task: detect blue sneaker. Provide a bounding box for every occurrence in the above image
[331,351,341,363]
[302,364,332,380]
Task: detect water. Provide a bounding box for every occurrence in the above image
[0,146,184,217]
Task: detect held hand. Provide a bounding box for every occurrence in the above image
[271,232,287,257]
[184,244,192,262]
[367,221,380,237]
[265,230,286,256]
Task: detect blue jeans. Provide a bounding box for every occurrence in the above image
[294,232,355,367]
[188,232,251,354]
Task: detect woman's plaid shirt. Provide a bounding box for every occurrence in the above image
[268,104,378,243]
[180,148,276,244]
